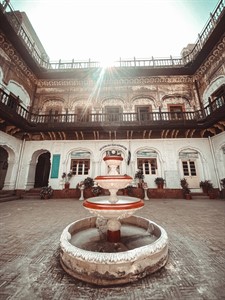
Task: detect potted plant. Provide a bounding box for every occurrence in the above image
[220,178,225,199]
[134,169,144,187]
[180,178,191,200]
[199,180,213,195]
[40,186,53,199]
[62,171,73,189]
[83,177,95,198]
[154,177,165,189]
[221,178,225,189]
[124,185,134,196]
[83,177,94,188]
[92,183,102,196]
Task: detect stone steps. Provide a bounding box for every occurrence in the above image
[191,192,209,199]
[0,190,20,203]
[22,188,41,199]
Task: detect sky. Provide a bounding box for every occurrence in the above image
[9,0,219,65]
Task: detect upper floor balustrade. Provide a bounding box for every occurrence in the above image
[0,0,224,70]
[0,88,224,132]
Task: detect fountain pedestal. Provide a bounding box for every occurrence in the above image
[83,196,145,243]
[107,219,120,242]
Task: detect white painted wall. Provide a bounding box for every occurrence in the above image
[211,132,225,190]
[1,131,224,191]
[0,131,22,190]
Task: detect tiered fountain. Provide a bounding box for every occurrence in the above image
[60,151,168,286]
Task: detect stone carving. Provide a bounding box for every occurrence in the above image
[194,37,225,80]
[0,33,37,85]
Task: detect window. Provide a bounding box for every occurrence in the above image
[169,105,183,120]
[45,105,62,115]
[137,158,157,175]
[76,107,90,122]
[136,106,152,121]
[71,159,90,175]
[182,161,196,176]
[105,106,121,121]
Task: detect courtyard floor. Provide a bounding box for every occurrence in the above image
[0,197,225,300]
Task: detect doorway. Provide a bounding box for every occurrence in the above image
[34,152,51,187]
[182,160,199,188]
[0,147,8,189]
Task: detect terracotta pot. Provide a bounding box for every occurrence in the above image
[208,191,216,199]
[157,182,164,189]
[64,182,70,189]
[84,188,94,198]
[185,194,192,200]
[131,187,144,199]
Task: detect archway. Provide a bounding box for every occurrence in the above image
[178,148,201,189]
[34,152,51,188]
[0,147,8,189]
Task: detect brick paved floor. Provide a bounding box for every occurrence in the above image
[0,198,225,300]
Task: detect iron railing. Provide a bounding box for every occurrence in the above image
[0,88,224,129]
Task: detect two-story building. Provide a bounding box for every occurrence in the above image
[0,0,225,197]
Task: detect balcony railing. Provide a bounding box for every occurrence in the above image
[1,88,224,131]
[0,0,224,70]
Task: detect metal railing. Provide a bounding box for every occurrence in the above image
[0,0,224,70]
[0,88,224,129]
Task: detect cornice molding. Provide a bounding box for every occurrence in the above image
[37,75,193,88]
[194,36,225,80]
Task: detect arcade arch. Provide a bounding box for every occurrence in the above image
[28,150,51,189]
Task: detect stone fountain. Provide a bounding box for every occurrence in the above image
[60,152,168,286]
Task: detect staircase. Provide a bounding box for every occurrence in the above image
[191,192,209,200]
[22,188,41,200]
[0,190,20,203]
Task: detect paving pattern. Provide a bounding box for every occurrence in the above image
[0,198,225,300]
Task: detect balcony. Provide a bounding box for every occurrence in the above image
[0,88,225,140]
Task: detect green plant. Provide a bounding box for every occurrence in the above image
[124,185,134,195]
[199,180,213,193]
[62,171,73,183]
[83,177,94,188]
[40,186,53,199]
[92,185,102,196]
[180,178,190,194]
[220,178,225,189]
[134,169,144,180]
[154,177,165,185]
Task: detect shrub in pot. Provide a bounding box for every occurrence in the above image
[134,169,144,187]
[40,186,53,199]
[180,178,191,200]
[154,177,165,189]
[199,180,213,194]
[62,171,73,188]
[220,178,225,199]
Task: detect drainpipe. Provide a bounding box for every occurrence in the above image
[194,80,205,118]
[208,136,221,191]
[15,137,26,190]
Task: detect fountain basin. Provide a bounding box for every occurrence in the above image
[95,175,132,190]
[60,215,169,286]
[95,175,133,203]
[83,196,144,219]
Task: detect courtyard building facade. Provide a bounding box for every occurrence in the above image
[0,0,225,198]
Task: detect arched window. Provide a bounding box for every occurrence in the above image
[137,150,157,175]
[75,106,90,122]
[70,151,91,175]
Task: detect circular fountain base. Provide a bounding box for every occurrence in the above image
[60,215,169,286]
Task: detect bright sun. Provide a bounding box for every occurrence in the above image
[99,56,116,68]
